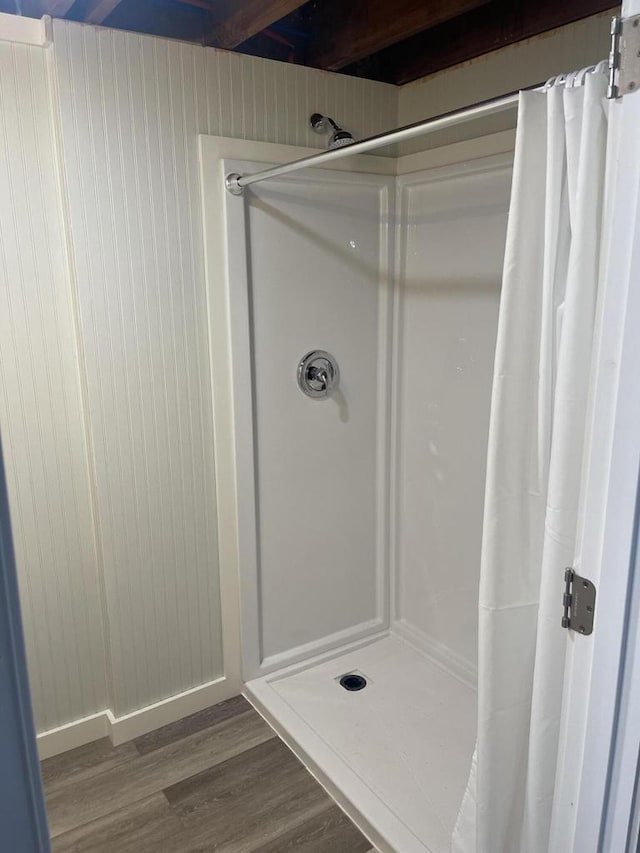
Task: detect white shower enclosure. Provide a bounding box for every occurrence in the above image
[200,134,513,852]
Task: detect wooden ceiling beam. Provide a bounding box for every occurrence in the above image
[207,0,308,50]
[308,0,493,71]
[367,0,617,85]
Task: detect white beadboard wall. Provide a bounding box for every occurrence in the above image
[48,19,397,720]
[0,39,107,732]
[398,10,615,152]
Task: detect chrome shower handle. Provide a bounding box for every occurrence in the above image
[308,365,329,389]
[297,351,340,399]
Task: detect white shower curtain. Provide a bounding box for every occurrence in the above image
[452,71,610,853]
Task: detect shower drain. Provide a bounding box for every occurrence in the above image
[338,672,367,691]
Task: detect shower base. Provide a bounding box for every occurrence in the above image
[245,634,475,853]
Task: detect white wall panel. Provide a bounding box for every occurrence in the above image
[0,39,106,731]
[50,20,397,717]
[394,157,512,677]
[398,11,613,153]
[204,44,396,149]
[243,169,393,669]
[52,22,223,716]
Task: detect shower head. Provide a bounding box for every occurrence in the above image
[328,128,355,148]
[310,113,355,150]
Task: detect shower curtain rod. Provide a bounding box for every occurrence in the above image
[225,89,522,195]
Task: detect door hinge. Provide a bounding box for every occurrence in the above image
[562,568,596,635]
[607,14,640,99]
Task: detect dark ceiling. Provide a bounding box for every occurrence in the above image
[10,0,616,84]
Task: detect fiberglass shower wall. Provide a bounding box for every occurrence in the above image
[217,143,513,682]
[393,154,513,681]
[220,155,395,678]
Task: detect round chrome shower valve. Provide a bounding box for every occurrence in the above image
[297,350,340,399]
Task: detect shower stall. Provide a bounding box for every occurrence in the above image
[200,128,514,852]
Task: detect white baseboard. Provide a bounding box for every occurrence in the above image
[37,675,239,760]
[392,618,477,688]
[106,676,237,745]
[36,712,109,760]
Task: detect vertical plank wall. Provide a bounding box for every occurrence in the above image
[51,21,396,720]
[397,11,613,153]
[0,39,107,731]
[53,22,225,718]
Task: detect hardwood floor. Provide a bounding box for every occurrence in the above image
[42,696,374,852]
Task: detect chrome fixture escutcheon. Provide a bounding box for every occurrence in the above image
[297,350,340,399]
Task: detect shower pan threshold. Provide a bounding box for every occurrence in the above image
[245,634,476,853]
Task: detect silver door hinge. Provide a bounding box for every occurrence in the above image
[608,14,640,99]
[562,569,596,635]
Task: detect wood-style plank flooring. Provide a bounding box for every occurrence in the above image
[42,696,374,852]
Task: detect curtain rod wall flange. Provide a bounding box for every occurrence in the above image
[225,173,244,196]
